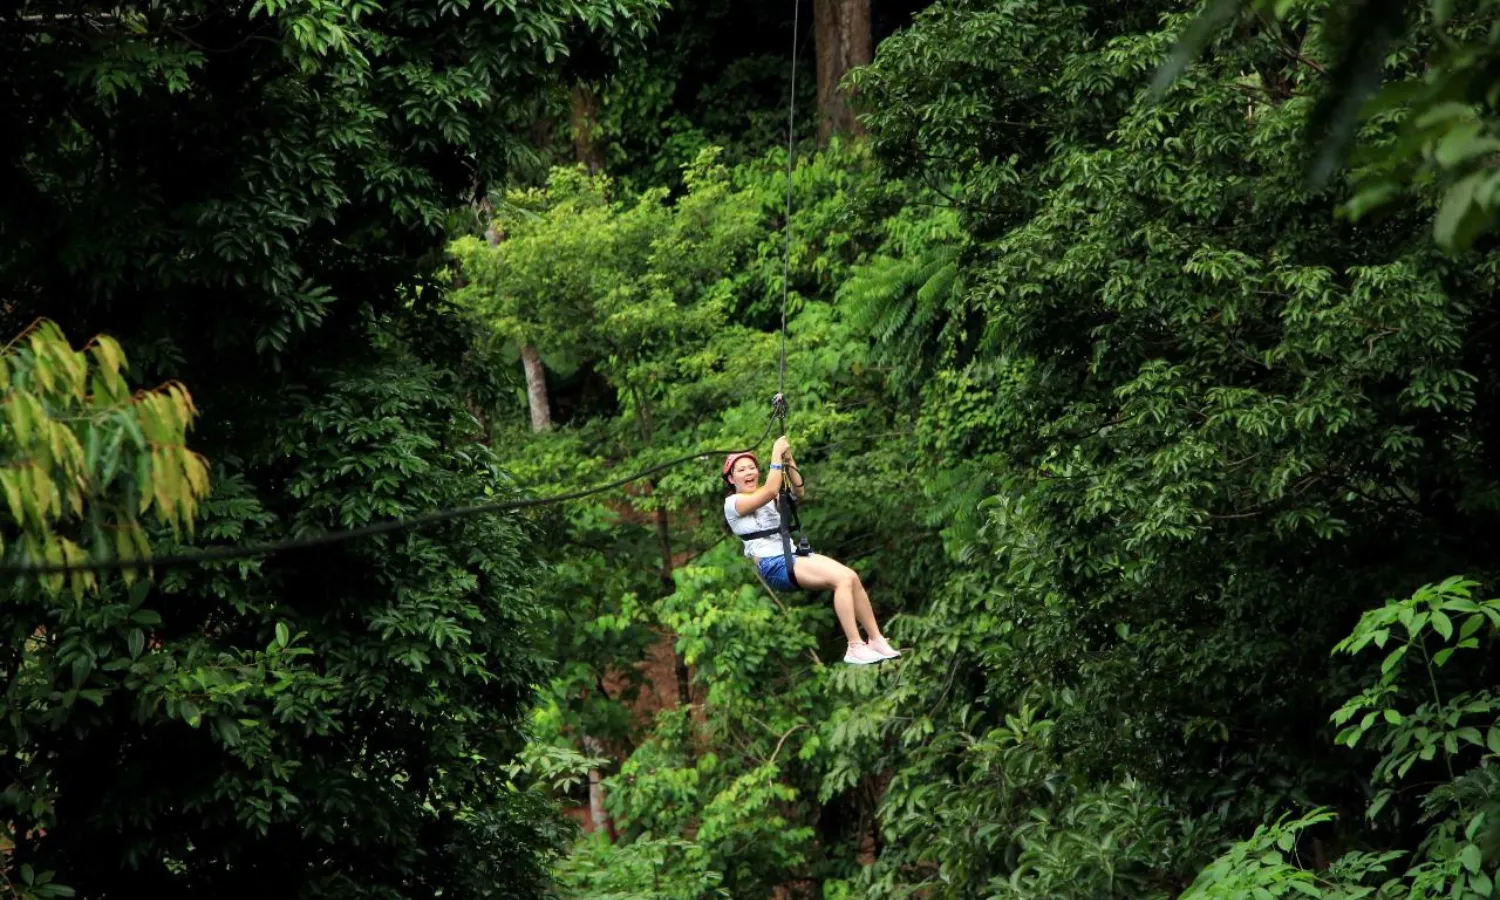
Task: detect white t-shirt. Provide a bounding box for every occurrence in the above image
[724,494,786,559]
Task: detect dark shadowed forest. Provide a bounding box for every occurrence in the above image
[7,0,1500,897]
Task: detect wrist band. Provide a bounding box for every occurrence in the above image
[770,463,783,470]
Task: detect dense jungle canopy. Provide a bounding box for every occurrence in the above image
[7,0,1500,898]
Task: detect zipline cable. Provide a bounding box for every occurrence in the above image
[0,417,780,576]
[776,0,801,427]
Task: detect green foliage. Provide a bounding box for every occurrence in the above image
[3,0,671,894]
[823,0,1500,896]
[456,142,934,895]
[2,318,568,898]
[1331,578,1500,789]
[1186,578,1500,900]
[0,321,214,899]
[555,832,732,900]
[1157,0,1500,250]
[464,0,1500,893]
[26,0,1500,894]
[593,0,805,190]
[6,0,667,361]
[0,320,209,592]
[1180,810,1404,900]
[451,151,759,385]
[506,0,1500,892]
[1326,578,1500,900]
[587,0,909,191]
[838,204,966,394]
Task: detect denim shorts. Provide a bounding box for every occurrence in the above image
[757,554,798,592]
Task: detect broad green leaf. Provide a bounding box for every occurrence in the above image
[1434,171,1489,250]
[1432,610,1454,640]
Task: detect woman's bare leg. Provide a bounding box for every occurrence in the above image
[851,577,885,642]
[806,554,882,639]
[788,554,862,644]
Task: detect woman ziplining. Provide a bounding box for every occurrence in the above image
[722,434,901,666]
[699,0,902,667]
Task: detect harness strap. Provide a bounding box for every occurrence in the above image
[778,487,814,583]
[773,490,799,589]
[733,506,810,555]
[730,489,812,591]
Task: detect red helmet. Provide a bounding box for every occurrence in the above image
[722,452,758,480]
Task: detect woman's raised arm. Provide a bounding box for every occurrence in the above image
[732,436,790,515]
[784,450,804,500]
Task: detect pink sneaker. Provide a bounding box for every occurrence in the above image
[868,636,901,659]
[843,642,885,665]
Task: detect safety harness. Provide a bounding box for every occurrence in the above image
[735,478,812,590]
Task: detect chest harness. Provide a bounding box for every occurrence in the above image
[736,481,812,589]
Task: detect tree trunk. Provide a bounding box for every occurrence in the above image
[581,735,611,838]
[652,497,694,709]
[508,82,601,435]
[570,82,605,175]
[483,220,553,433]
[520,343,552,432]
[812,0,872,145]
[631,386,693,710]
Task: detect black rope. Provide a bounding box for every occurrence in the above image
[0,417,779,577]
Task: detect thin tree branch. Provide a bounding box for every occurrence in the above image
[768,723,807,767]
